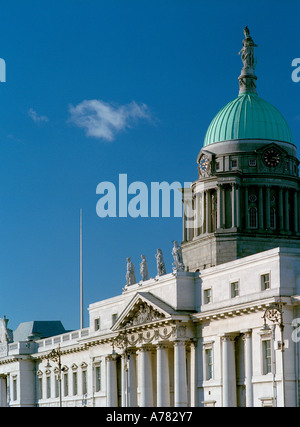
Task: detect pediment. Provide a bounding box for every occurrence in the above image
[197,149,214,164]
[254,142,287,155]
[112,292,177,331]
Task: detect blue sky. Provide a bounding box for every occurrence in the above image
[0,0,299,331]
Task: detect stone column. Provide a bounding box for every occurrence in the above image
[174,340,188,407]
[139,346,153,407]
[121,354,128,407]
[231,183,236,228]
[243,330,253,407]
[236,185,241,228]
[128,351,137,407]
[156,344,170,407]
[217,184,223,229]
[194,193,200,237]
[0,376,7,407]
[244,186,249,229]
[259,186,264,230]
[222,187,226,228]
[279,187,284,231]
[200,192,205,235]
[266,186,271,229]
[182,194,187,242]
[205,191,210,234]
[187,197,194,241]
[222,335,237,407]
[189,341,197,407]
[106,355,118,407]
[285,189,290,231]
[294,191,299,233]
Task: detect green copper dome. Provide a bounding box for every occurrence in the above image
[204,92,293,147]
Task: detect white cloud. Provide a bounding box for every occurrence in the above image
[28,108,49,123]
[68,99,151,141]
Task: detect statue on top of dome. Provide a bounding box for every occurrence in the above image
[239,26,258,72]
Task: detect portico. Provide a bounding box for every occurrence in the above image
[107,292,194,407]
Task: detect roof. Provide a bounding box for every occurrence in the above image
[203,93,293,147]
[13,321,67,342]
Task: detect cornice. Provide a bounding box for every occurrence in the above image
[192,296,291,322]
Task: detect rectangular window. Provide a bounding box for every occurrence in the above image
[262,339,272,374]
[112,313,118,325]
[95,365,101,392]
[261,273,270,290]
[63,373,69,397]
[12,376,17,401]
[249,159,257,167]
[94,318,100,331]
[82,370,87,395]
[205,348,213,380]
[55,376,59,398]
[73,372,78,396]
[231,281,239,298]
[38,377,43,400]
[204,288,212,304]
[231,159,238,168]
[46,376,51,399]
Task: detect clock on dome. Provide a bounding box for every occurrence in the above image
[199,154,210,176]
[263,148,281,167]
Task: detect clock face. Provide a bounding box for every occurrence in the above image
[199,155,210,176]
[263,148,281,167]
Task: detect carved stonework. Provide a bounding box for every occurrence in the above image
[238,27,258,94]
[122,301,165,328]
[0,316,12,358]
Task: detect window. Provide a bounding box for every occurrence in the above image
[112,313,118,325]
[63,372,69,397]
[215,161,220,171]
[261,273,270,290]
[12,376,17,401]
[249,159,257,167]
[204,288,212,304]
[262,339,272,374]
[73,372,78,395]
[231,159,238,168]
[249,207,258,229]
[231,281,239,298]
[82,370,88,395]
[46,375,51,399]
[38,377,43,400]
[94,318,100,331]
[205,348,213,380]
[95,365,101,392]
[55,375,59,398]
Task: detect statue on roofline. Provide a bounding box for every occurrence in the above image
[126,257,136,286]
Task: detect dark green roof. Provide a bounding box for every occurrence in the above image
[13,321,67,342]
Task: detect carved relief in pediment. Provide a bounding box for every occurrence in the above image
[121,301,166,329]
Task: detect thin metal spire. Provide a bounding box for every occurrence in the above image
[80,209,83,329]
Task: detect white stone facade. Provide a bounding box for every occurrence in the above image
[0,247,300,407]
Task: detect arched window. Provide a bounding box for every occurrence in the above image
[249,207,258,229]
